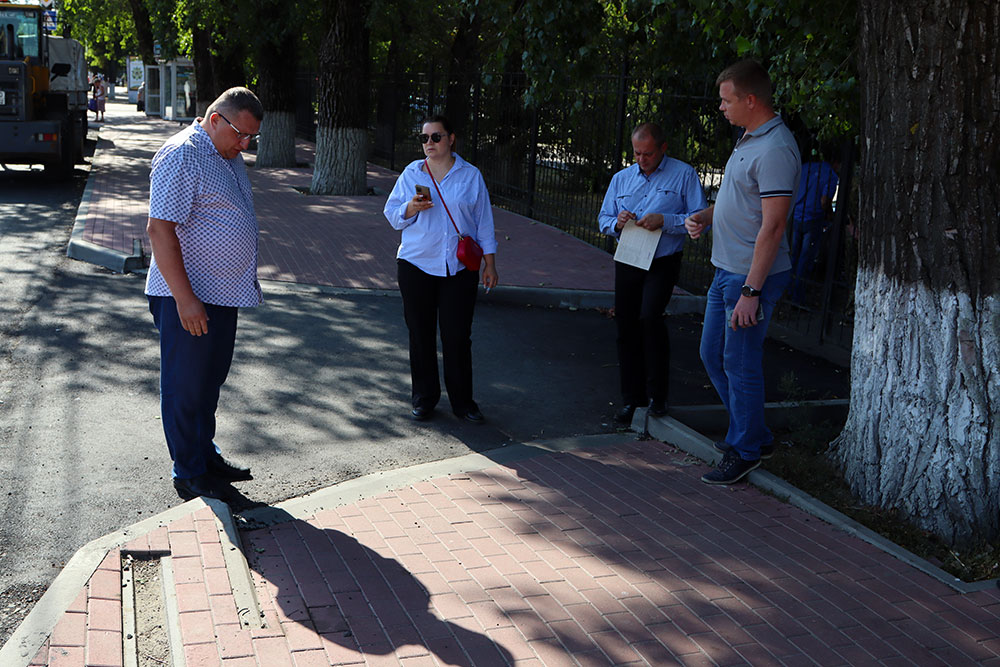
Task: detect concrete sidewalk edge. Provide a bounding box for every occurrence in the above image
[65,138,144,274]
[239,433,633,528]
[0,497,245,667]
[642,415,999,594]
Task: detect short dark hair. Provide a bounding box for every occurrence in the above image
[632,122,666,146]
[421,115,454,136]
[716,60,773,107]
[207,87,264,122]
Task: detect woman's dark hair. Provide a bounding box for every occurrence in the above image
[421,115,454,136]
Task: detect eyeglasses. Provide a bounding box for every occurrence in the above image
[418,132,446,144]
[217,112,260,142]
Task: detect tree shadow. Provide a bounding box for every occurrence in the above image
[241,505,515,665]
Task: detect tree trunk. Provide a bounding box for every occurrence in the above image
[311,0,369,195]
[255,32,298,168]
[257,112,297,168]
[125,0,156,65]
[444,9,481,140]
[191,27,217,113]
[830,0,1000,546]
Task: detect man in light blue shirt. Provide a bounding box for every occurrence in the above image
[599,122,708,424]
[145,87,263,502]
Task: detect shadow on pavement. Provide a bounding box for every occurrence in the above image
[244,507,515,665]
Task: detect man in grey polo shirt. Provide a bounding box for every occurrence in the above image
[684,60,801,484]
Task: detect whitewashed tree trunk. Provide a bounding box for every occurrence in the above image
[310,0,369,196]
[832,272,1000,543]
[311,126,367,195]
[252,3,299,170]
[831,0,1000,545]
[256,111,296,169]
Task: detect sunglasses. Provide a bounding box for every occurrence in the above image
[418,132,447,144]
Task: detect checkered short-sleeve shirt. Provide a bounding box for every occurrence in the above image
[144,121,262,307]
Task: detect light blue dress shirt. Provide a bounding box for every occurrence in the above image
[384,154,498,277]
[598,156,708,259]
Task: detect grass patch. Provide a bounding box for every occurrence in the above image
[763,412,1000,583]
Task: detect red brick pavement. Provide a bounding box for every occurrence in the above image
[79,111,614,293]
[29,442,1000,666]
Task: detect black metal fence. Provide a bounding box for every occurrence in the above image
[295,69,857,354]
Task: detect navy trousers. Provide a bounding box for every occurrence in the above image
[149,296,238,479]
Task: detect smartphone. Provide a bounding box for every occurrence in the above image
[415,184,432,201]
[725,304,765,327]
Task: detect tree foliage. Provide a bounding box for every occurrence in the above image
[60,0,138,75]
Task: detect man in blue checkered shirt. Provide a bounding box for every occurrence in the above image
[145,87,263,501]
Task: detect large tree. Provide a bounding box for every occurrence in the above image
[830,0,1000,546]
[311,0,370,195]
[247,0,305,168]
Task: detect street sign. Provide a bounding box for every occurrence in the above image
[42,8,56,31]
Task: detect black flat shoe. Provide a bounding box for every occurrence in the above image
[648,400,668,417]
[173,474,228,501]
[461,408,484,423]
[207,454,253,482]
[411,406,434,421]
[613,404,637,424]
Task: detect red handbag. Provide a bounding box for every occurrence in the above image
[425,159,484,272]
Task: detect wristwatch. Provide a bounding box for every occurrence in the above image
[741,284,762,298]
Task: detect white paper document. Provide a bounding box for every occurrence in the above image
[613,221,662,270]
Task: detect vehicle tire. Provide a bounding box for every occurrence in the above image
[44,120,74,180]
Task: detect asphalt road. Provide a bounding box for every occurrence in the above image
[0,156,93,646]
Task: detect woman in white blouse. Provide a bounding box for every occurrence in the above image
[383,116,499,423]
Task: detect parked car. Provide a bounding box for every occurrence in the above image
[136,81,145,112]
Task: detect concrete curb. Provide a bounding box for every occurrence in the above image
[240,433,631,528]
[254,280,706,316]
[641,414,1000,594]
[65,131,145,274]
[670,398,850,434]
[159,556,185,667]
[0,497,250,667]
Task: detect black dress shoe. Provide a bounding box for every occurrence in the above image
[460,408,485,423]
[207,454,253,481]
[411,406,434,421]
[648,400,668,417]
[173,474,228,501]
[613,404,637,424]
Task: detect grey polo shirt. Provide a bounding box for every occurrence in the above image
[711,115,801,276]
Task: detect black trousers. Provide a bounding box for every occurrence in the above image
[397,259,479,414]
[614,252,682,407]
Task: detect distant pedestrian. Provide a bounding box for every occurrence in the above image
[91,74,106,122]
[598,122,707,425]
[145,87,263,501]
[684,60,801,484]
[383,115,499,423]
[789,157,840,304]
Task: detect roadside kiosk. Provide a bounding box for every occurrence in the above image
[144,59,196,121]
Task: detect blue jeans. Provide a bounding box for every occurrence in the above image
[699,268,791,460]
